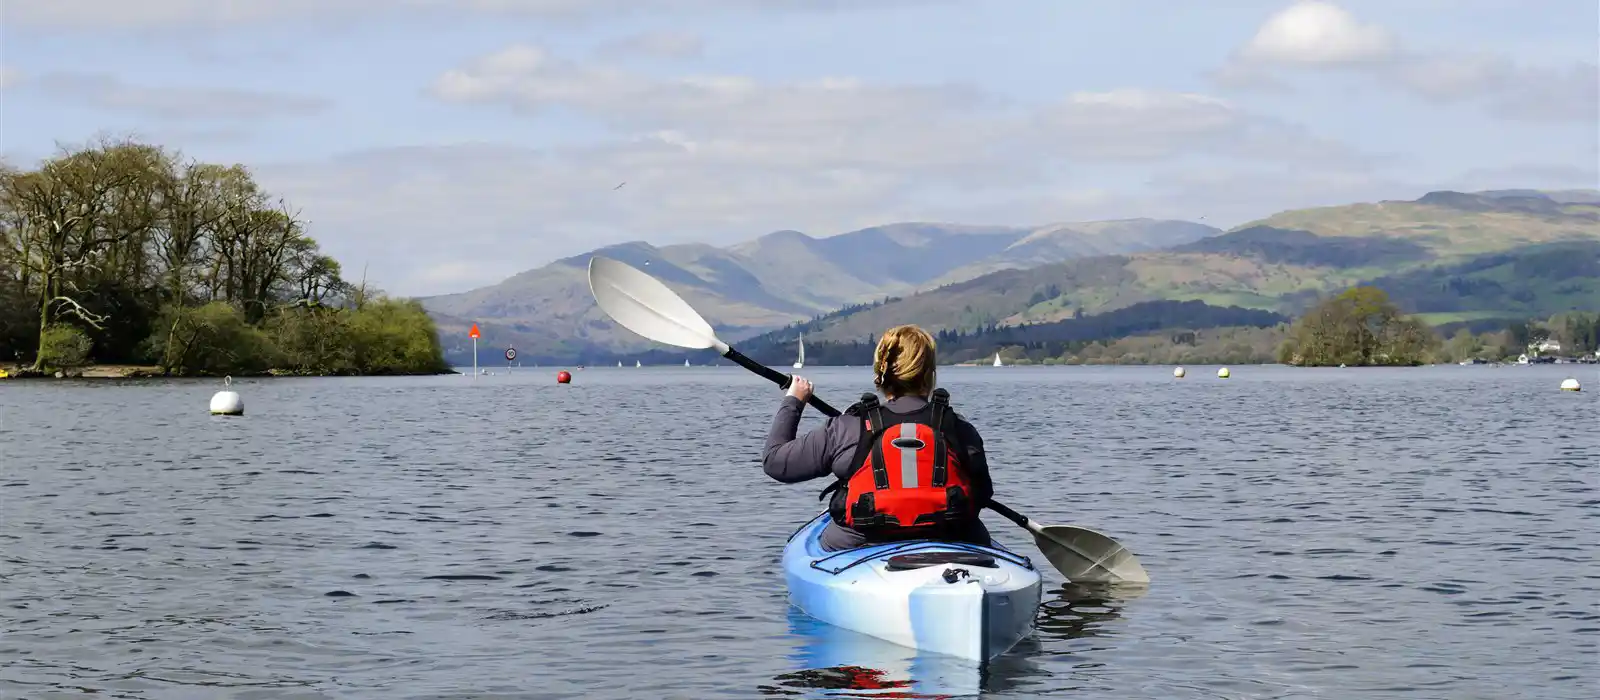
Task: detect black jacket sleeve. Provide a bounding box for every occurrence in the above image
[956,418,994,510]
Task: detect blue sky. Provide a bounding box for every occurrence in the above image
[2,0,1595,296]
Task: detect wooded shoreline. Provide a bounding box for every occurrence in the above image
[2,137,452,378]
[1,363,460,379]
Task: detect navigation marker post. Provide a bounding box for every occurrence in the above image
[505,347,517,374]
[469,323,481,378]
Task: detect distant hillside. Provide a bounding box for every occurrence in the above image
[1353,239,1600,326]
[726,299,1289,367]
[421,219,1219,363]
[1476,189,1600,205]
[926,219,1219,284]
[760,190,1600,347]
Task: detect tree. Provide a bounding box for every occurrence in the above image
[0,136,445,376]
[1278,286,1438,366]
[0,138,164,368]
[1443,328,1483,362]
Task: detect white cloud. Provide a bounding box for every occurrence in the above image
[1238,0,1397,65]
[33,72,331,120]
[595,31,706,60]
[1391,53,1599,123]
[230,44,1377,296]
[0,0,949,30]
[1217,1,1598,123]
[1032,88,1361,165]
[428,45,1359,176]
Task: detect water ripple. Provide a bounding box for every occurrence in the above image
[1,365,1594,699]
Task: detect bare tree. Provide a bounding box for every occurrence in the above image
[0,139,159,368]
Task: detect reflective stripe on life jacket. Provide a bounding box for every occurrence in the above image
[826,388,974,536]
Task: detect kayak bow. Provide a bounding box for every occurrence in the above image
[782,512,1043,661]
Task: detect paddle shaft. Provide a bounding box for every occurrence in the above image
[723,347,842,417]
[983,500,1033,530]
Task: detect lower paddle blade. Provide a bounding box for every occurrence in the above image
[1033,525,1151,584]
[588,256,726,351]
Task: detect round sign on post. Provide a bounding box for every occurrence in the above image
[505,348,517,362]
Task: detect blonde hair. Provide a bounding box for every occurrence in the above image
[873,325,937,398]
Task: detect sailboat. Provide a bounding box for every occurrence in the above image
[992,352,1003,367]
[684,358,690,367]
[635,360,642,368]
[794,333,805,369]
[617,360,623,367]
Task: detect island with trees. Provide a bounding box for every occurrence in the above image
[1,137,451,378]
[1276,287,1438,366]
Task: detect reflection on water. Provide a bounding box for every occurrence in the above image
[770,583,1149,698]
[1035,582,1149,644]
[761,666,929,699]
[769,607,989,698]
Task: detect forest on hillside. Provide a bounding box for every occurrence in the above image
[595,299,1292,366]
[0,137,449,377]
[597,296,1598,368]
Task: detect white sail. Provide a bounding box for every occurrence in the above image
[794,332,805,369]
[993,352,1002,367]
[635,360,642,368]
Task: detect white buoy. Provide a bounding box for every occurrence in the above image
[1174,367,1186,378]
[1218,367,1231,379]
[1560,378,1581,392]
[210,376,244,415]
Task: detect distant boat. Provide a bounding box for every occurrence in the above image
[993,353,1003,367]
[617,361,623,367]
[794,332,805,369]
[684,358,690,367]
[635,360,641,368]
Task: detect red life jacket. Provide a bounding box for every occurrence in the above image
[824,389,975,537]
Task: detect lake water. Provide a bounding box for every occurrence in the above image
[1,364,1595,699]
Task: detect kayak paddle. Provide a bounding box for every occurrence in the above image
[984,501,1149,585]
[585,255,1151,585]
[587,255,838,416]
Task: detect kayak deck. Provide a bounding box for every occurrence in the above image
[782,512,1043,662]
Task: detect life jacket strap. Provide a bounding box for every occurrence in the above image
[866,404,891,490]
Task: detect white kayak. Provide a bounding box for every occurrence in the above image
[782,512,1044,662]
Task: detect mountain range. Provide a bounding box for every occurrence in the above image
[420,218,1220,362]
[422,188,1600,364]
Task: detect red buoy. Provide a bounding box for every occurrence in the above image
[556,370,572,384]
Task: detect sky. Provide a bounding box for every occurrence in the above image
[1,0,1596,297]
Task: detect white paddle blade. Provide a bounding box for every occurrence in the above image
[587,256,728,352]
[1034,525,1151,584]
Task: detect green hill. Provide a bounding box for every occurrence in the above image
[759,190,1600,347]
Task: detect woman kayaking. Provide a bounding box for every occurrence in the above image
[761,324,994,551]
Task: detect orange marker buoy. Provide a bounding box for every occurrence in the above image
[556,370,572,384]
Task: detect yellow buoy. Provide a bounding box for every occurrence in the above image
[1559,378,1581,392]
[1218,367,1231,379]
[1173,367,1186,378]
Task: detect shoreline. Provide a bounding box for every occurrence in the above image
[1,364,460,380]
